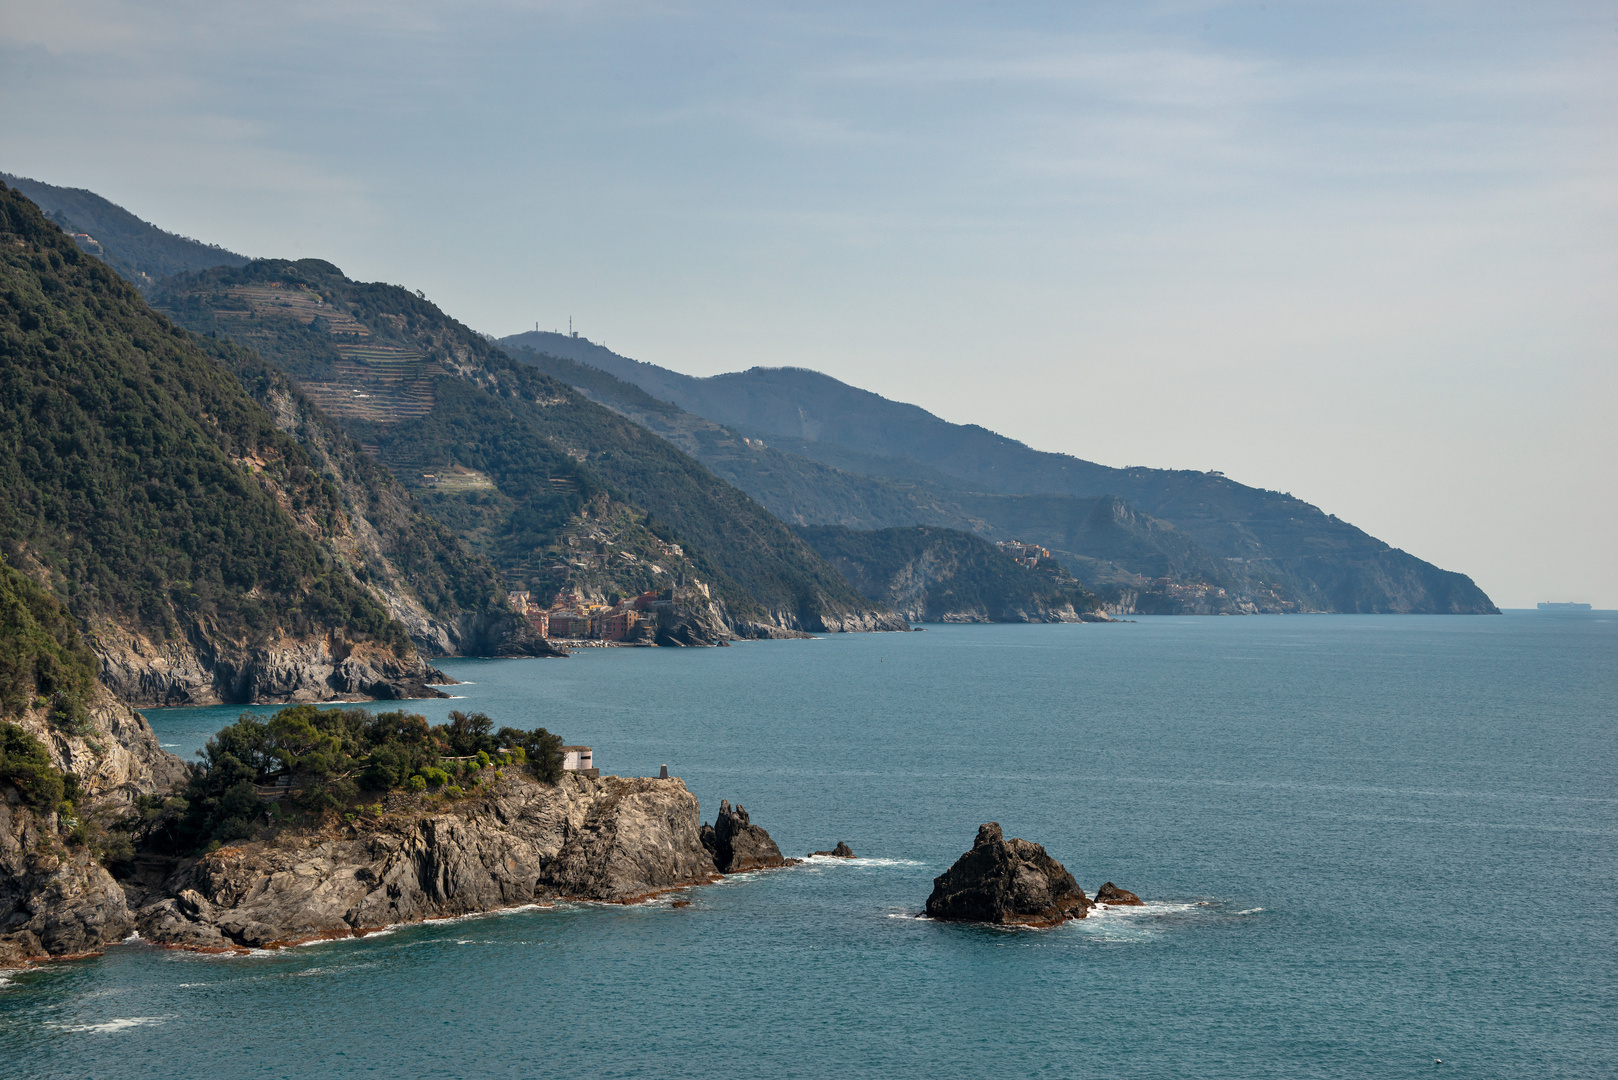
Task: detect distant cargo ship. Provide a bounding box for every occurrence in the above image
[1538,601,1593,611]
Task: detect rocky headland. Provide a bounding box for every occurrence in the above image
[924,823,1094,928]
[121,772,733,949]
[0,692,189,967]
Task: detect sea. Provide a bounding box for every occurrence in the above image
[2,612,1614,1079]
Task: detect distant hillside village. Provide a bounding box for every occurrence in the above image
[507,582,710,643]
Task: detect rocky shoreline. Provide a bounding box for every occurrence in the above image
[4,754,798,964]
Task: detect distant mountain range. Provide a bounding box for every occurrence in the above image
[0,167,1497,724]
[500,331,1497,615]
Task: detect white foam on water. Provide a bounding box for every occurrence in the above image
[159,743,179,748]
[1088,899,1201,919]
[1233,907,1265,916]
[46,1016,168,1034]
[801,855,922,868]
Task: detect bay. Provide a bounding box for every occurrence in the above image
[2,613,1614,1078]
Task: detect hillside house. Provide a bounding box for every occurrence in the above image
[597,609,638,641]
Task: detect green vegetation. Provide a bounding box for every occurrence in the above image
[0,555,97,731]
[207,338,530,653]
[0,172,248,285]
[0,184,412,656]
[139,705,563,854]
[798,525,1100,622]
[155,259,893,628]
[0,721,67,811]
[502,332,1499,615]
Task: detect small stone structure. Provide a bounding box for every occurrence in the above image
[561,746,598,778]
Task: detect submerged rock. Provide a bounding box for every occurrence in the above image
[701,800,788,872]
[1095,882,1143,906]
[924,823,1092,927]
[809,842,855,858]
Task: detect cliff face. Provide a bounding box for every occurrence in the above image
[234,369,561,661]
[799,525,1103,624]
[125,773,723,949]
[90,626,447,708]
[0,691,188,966]
[0,797,132,966]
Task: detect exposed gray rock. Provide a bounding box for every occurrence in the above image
[701,799,789,872]
[134,773,721,949]
[91,628,448,707]
[924,822,1092,927]
[1095,881,1143,906]
[0,795,132,964]
[0,691,188,965]
[809,841,855,858]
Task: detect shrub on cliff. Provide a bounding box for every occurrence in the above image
[0,721,65,810]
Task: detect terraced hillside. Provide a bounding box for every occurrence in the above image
[155,260,905,635]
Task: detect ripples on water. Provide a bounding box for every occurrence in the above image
[3,614,1613,1079]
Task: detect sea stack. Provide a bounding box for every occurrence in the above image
[809,842,856,858]
[924,823,1092,927]
[701,800,789,872]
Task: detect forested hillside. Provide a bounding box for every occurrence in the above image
[0,184,440,704]
[0,172,248,286]
[199,336,556,658]
[153,260,905,634]
[502,332,1497,615]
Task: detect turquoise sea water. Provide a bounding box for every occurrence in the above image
[2,613,1614,1079]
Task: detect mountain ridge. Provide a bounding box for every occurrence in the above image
[500,331,1497,615]
[153,260,907,637]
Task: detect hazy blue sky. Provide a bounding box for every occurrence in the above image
[3,1,1613,607]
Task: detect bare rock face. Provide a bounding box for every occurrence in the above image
[1095,882,1143,906]
[700,800,788,872]
[924,823,1092,927]
[0,795,134,965]
[809,841,855,858]
[0,691,188,964]
[129,774,721,949]
[92,627,448,707]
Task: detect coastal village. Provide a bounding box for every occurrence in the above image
[506,581,710,644]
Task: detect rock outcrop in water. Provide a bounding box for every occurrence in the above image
[700,800,790,872]
[1095,882,1142,906]
[924,823,1092,927]
[809,841,855,858]
[123,773,723,949]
